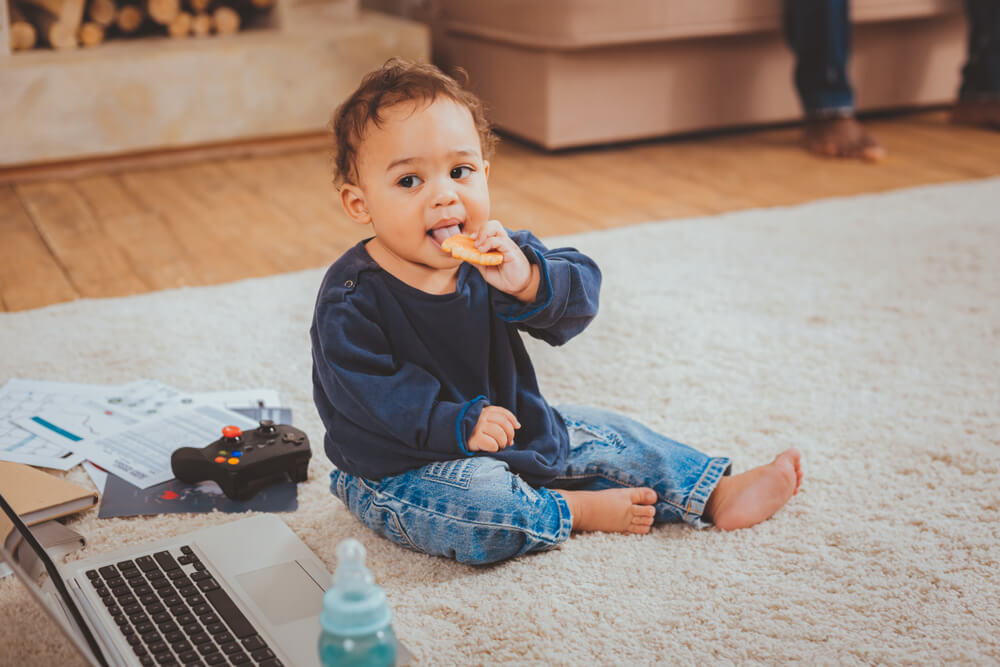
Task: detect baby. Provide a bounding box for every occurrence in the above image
[311,58,803,564]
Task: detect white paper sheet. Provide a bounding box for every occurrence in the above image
[76,404,257,489]
[0,379,110,470]
[184,389,282,411]
[82,461,109,494]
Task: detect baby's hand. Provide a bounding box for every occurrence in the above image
[467,405,520,453]
[471,221,540,302]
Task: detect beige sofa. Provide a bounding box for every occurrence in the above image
[365,0,967,149]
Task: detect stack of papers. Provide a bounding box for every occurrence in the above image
[0,378,286,490]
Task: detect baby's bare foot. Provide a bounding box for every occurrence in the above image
[705,448,802,531]
[803,116,886,162]
[557,487,657,535]
[951,98,1000,130]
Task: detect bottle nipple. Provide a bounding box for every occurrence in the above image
[321,539,392,636]
[334,539,374,599]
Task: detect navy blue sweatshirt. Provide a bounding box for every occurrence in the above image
[310,230,601,487]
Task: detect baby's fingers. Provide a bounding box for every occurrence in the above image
[468,432,498,453]
[480,422,510,450]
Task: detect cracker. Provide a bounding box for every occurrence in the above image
[440,234,504,266]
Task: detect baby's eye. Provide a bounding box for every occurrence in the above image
[398,175,423,188]
[450,166,473,179]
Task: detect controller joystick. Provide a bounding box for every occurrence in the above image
[171,420,311,500]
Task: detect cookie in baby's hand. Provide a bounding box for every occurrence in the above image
[440,234,504,266]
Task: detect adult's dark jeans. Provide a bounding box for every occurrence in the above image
[784,0,1000,116]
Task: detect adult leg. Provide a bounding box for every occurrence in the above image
[783,0,886,160]
[551,406,801,531]
[952,0,1000,129]
[330,457,571,565]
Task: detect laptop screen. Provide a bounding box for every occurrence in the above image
[0,491,108,667]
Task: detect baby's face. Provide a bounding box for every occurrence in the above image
[348,97,491,280]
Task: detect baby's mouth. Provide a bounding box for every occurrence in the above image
[428,223,463,248]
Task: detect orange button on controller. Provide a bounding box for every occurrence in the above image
[214,456,226,463]
[227,457,239,465]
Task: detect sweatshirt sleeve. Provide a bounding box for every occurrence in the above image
[490,229,601,346]
[311,292,486,457]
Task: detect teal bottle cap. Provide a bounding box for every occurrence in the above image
[320,539,393,637]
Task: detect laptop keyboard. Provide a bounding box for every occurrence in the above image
[85,545,283,667]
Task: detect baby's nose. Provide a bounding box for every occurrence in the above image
[431,180,458,207]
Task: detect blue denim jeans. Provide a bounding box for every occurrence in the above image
[784,0,1000,115]
[329,405,732,565]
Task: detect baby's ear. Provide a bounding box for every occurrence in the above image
[339,184,371,225]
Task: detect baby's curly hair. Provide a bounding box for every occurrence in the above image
[330,58,498,188]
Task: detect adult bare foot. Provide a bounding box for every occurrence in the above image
[951,98,1000,130]
[557,487,658,535]
[705,448,802,531]
[803,116,887,162]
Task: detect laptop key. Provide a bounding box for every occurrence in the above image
[204,588,256,639]
[136,556,157,572]
[240,635,265,652]
[155,550,181,571]
[197,579,220,593]
[251,648,274,661]
[212,631,233,645]
[221,642,241,654]
[98,565,118,578]
[205,653,226,665]
[172,640,194,654]
[197,643,219,656]
[229,652,250,664]
[258,661,282,667]
[179,651,200,664]
[148,641,169,655]
[86,569,100,579]
[140,658,155,667]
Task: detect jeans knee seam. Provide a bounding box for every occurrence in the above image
[377,487,569,547]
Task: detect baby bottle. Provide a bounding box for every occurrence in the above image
[319,538,397,667]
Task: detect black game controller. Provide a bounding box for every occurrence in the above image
[171,420,311,500]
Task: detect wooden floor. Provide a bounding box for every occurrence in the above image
[2,109,999,312]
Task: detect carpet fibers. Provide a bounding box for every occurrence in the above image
[1,179,998,665]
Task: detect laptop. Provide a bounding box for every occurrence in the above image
[0,491,332,667]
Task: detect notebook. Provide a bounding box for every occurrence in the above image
[0,461,98,536]
[0,490,335,667]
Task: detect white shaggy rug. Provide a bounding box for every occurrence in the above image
[1,179,999,665]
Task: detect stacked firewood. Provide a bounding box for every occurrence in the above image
[7,0,274,49]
